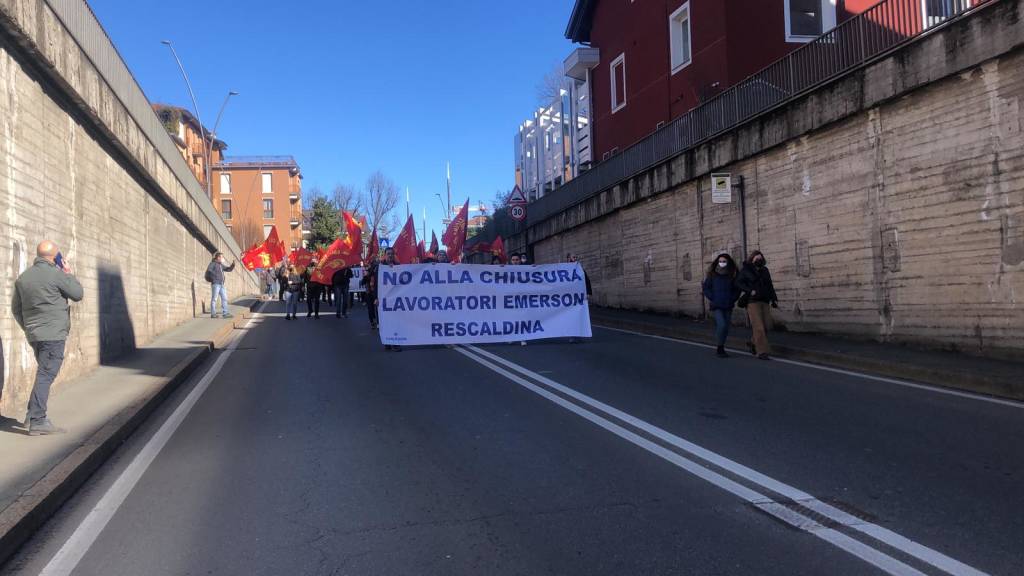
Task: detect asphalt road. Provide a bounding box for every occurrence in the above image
[2,300,1021,576]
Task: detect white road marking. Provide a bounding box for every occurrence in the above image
[460,344,990,576]
[596,325,1024,410]
[454,346,928,576]
[38,304,266,576]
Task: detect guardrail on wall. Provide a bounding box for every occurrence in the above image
[528,0,992,225]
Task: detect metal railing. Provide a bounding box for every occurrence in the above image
[528,0,991,225]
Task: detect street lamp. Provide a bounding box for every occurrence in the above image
[207,90,239,194]
[162,40,220,197]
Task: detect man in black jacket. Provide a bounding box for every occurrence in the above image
[332,266,354,318]
[304,259,322,319]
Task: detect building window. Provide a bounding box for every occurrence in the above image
[923,0,966,26]
[221,199,232,220]
[261,173,273,194]
[669,3,692,73]
[264,225,274,238]
[263,199,274,219]
[610,54,626,113]
[785,0,836,42]
[220,173,231,194]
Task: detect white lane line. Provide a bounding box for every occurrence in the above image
[453,346,927,576]
[39,305,266,576]
[462,344,990,576]
[596,325,1024,410]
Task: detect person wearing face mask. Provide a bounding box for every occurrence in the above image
[736,250,778,360]
[702,253,741,357]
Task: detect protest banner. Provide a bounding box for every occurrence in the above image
[349,266,365,293]
[377,263,592,345]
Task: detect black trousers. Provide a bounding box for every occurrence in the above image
[333,285,350,316]
[278,278,287,301]
[27,340,65,422]
[307,284,322,316]
[367,293,378,326]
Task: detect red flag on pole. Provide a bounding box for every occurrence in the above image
[310,212,363,284]
[417,240,426,262]
[241,226,286,270]
[429,231,439,256]
[393,214,418,264]
[366,229,379,263]
[490,236,506,264]
[442,198,470,263]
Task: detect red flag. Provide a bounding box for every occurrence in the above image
[341,212,362,263]
[442,199,470,263]
[310,212,363,284]
[491,236,506,264]
[393,214,418,264]
[417,240,426,262]
[288,248,314,267]
[366,229,379,262]
[429,231,439,255]
[241,226,286,270]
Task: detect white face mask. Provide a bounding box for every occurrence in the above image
[717,261,728,268]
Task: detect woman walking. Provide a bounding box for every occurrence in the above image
[702,253,740,358]
[284,265,302,320]
[736,250,778,360]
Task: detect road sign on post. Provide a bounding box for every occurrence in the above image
[711,173,732,204]
[508,185,527,222]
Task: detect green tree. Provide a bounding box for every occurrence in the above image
[309,196,340,250]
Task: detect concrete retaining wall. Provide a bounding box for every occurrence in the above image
[529,0,1024,355]
[0,0,258,418]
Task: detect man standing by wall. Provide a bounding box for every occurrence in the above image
[12,241,84,436]
[205,252,236,319]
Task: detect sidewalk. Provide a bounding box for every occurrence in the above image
[590,307,1024,401]
[0,299,260,566]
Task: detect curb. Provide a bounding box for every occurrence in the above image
[0,299,259,567]
[591,316,1024,402]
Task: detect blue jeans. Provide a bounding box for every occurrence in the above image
[211,283,229,316]
[285,291,299,316]
[712,308,733,346]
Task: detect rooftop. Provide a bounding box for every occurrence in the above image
[215,155,300,169]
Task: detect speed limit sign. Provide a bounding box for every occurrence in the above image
[508,185,527,221]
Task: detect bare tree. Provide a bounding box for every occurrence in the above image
[536,63,565,107]
[364,170,400,240]
[303,185,326,210]
[231,219,263,252]
[331,183,363,216]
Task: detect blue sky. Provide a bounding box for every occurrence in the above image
[90,0,574,236]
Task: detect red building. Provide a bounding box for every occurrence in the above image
[565,0,971,161]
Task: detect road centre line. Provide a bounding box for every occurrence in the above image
[458,344,989,576]
[38,305,267,576]
[453,346,927,576]
[595,325,1024,410]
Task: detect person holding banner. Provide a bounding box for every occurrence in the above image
[378,248,402,352]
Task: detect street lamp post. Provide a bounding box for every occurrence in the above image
[161,41,237,198]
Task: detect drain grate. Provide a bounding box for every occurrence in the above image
[750,497,877,532]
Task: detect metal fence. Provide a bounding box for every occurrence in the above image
[528,0,992,225]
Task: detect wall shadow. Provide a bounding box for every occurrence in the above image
[98,264,137,365]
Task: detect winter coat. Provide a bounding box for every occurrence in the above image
[332,267,354,287]
[286,273,302,293]
[13,257,84,342]
[736,263,777,304]
[702,273,740,310]
[205,260,235,285]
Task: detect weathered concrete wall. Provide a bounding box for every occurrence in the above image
[531,0,1024,355]
[0,0,258,418]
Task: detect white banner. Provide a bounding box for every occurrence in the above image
[378,263,592,345]
[349,267,365,293]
